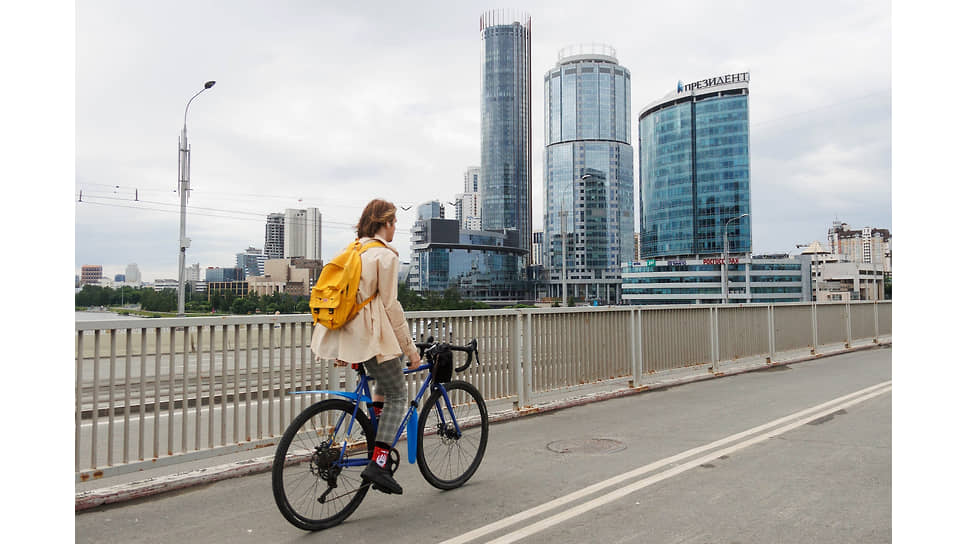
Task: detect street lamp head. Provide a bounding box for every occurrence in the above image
[204,80,216,89]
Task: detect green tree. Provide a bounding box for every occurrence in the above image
[397,283,488,311]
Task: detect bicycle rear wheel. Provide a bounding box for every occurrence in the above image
[272,399,374,531]
[416,380,488,490]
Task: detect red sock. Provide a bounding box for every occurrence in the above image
[372,444,390,468]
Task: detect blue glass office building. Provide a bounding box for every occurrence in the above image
[543,45,634,303]
[639,72,752,259]
[623,73,809,305]
[480,10,531,252]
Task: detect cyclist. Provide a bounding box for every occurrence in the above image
[311,198,420,495]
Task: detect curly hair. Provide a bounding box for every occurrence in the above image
[355,198,397,239]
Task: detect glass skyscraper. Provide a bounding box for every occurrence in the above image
[543,44,634,303]
[639,72,752,259]
[480,9,531,254]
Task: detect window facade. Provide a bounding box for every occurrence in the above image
[543,49,634,292]
[480,15,531,252]
[640,88,751,259]
[411,218,527,300]
[621,256,811,305]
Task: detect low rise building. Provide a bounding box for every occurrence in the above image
[153,279,178,291]
[818,261,885,301]
[621,255,812,305]
[247,258,324,297]
[207,281,249,298]
[80,265,102,286]
[798,240,887,301]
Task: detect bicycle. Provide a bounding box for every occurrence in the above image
[271,338,489,531]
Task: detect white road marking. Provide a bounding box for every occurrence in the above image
[440,380,892,544]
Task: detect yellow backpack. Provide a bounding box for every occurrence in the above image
[310,239,386,330]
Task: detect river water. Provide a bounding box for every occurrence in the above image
[74,311,148,322]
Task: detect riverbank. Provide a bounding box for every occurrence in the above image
[75,308,219,320]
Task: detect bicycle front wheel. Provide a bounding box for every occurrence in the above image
[271,399,374,531]
[416,380,489,490]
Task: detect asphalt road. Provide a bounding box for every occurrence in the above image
[76,347,891,543]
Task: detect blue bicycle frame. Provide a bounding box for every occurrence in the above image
[290,361,464,466]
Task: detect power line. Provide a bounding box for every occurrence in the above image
[76,198,413,234]
[74,181,421,210]
[751,89,890,128]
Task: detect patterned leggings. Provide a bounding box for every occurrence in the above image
[362,356,407,445]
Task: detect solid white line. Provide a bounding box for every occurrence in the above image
[439,380,891,544]
[486,383,892,544]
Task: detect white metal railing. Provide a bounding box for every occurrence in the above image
[75,301,890,481]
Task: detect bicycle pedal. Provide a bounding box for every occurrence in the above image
[369,481,395,495]
[387,448,401,474]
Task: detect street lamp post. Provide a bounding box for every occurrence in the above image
[559,209,568,304]
[177,80,216,316]
[557,173,594,305]
[721,213,749,304]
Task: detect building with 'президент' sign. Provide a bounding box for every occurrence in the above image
[623,71,812,305]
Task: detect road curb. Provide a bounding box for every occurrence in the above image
[75,341,890,512]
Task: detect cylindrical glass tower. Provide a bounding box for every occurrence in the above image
[639,74,752,259]
[480,9,531,255]
[543,44,634,302]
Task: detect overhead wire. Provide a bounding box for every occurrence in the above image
[750,89,890,128]
[76,195,413,234]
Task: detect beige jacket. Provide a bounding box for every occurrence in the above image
[310,235,418,364]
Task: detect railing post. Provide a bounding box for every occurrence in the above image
[522,311,533,408]
[845,300,852,349]
[76,330,84,473]
[873,301,880,344]
[811,303,818,355]
[710,307,720,374]
[767,305,776,364]
[631,308,643,387]
[514,311,523,410]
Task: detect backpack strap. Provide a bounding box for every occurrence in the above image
[360,239,386,252]
[353,239,388,312]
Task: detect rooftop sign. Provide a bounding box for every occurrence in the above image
[677,72,749,93]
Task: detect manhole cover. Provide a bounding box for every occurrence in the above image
[547,438,627,455]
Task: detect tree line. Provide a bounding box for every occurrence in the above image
[76,283,489,315]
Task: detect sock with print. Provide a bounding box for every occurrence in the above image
[362,441,402,495]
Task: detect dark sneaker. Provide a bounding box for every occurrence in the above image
[361,460,403,495]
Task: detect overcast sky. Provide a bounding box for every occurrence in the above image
[73,0,892,282]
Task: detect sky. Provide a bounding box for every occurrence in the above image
[73,0,892,282]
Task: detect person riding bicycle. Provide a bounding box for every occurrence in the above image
[310,198,420,495]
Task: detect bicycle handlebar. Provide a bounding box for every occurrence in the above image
[414,338,479,372]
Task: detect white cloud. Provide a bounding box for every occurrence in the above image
[75,0,892,279]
